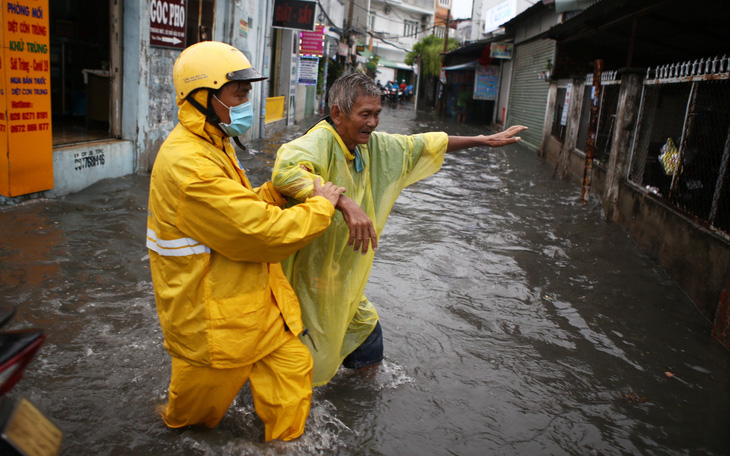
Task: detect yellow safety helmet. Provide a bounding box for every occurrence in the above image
[173,41,266,101]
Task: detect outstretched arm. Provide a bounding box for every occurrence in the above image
[446,125,528,152]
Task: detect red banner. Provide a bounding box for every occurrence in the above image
[300,24,324,56]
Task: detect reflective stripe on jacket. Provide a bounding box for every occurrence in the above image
[147,90,335,368]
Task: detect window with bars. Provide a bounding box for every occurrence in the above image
[404,20,419,38]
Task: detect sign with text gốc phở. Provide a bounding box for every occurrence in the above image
[272,0,316,31]
[150,0,186,50]
[1,0,53,197]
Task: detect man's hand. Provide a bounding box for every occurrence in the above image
[312,178,346,207]
[485,125,528,147]
[336,195,378,254]
[446,125,528,152]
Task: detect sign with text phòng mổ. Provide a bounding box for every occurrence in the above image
[0,0,53,197]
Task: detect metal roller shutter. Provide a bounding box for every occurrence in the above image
[506,39,556,150]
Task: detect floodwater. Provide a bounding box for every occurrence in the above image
[1,104,728,456]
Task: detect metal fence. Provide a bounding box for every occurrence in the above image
[629,55,730,235]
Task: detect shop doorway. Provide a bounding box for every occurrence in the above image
[50,0,118,146]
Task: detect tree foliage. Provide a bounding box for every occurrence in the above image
[405,35,459,77]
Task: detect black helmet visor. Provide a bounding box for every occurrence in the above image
[227,67,267,82]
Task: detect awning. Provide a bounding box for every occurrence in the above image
[442,61,479,71]
[545,0,730,73]
[358,48,375,59]
[554,0,597,13]
[378,59,413,71]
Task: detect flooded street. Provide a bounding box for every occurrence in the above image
[1,104,728,455]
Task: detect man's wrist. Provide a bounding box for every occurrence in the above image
[335,194,349,211]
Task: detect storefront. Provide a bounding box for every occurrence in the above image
[504,37,555,150]
[1,0,288,201]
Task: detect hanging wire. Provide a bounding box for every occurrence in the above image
[316,0,439,41]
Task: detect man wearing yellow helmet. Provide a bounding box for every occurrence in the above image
[147,41,345,441]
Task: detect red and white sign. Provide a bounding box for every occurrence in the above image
[150,0,187,50]
[299,24,324,56]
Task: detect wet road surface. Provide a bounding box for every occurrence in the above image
[1,103,728,455]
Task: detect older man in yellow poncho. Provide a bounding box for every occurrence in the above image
[272,73,526,386]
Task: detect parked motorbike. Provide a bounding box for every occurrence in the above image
[387,86,401,106]
[0,306,62,456]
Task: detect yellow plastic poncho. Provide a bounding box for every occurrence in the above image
[272,120,448,385]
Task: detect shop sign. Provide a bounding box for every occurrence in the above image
[297,55,319,85]
[490,42,513,59]
[273,0,316,31]
[300,24,324,56]
[474,65,499,100]
[483,0,516,33]
[1,0,53,196]
[150,0,187,49]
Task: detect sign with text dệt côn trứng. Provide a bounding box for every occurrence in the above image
[1,0,53,197]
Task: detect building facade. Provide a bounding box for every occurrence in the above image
[1,0,339,203]
[347,0,434,85]
[535,0,730,346]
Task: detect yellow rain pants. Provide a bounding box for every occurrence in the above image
[272,120,448,385]
[148,89,335,440]
[163,332,313,441]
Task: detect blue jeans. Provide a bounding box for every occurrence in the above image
[342,321,383,369]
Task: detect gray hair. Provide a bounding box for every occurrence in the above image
[328,73,380,116]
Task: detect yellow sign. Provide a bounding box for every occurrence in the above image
[0,0,53,197]
[1,397,62,456]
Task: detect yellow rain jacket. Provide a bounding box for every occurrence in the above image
[147,90,335,369]
[272,119,448,385]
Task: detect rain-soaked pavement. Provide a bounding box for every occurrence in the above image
[1,103,728,456]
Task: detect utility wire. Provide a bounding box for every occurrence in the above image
[318,0,443,40]
[316,0,452,55]
[316,0,344,33]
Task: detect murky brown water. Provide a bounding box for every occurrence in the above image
[1,104,728,455]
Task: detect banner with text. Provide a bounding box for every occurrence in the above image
[299,24,324,56]
[150,0,187,49]
[1,0,53,196]
[474,65,499,100]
